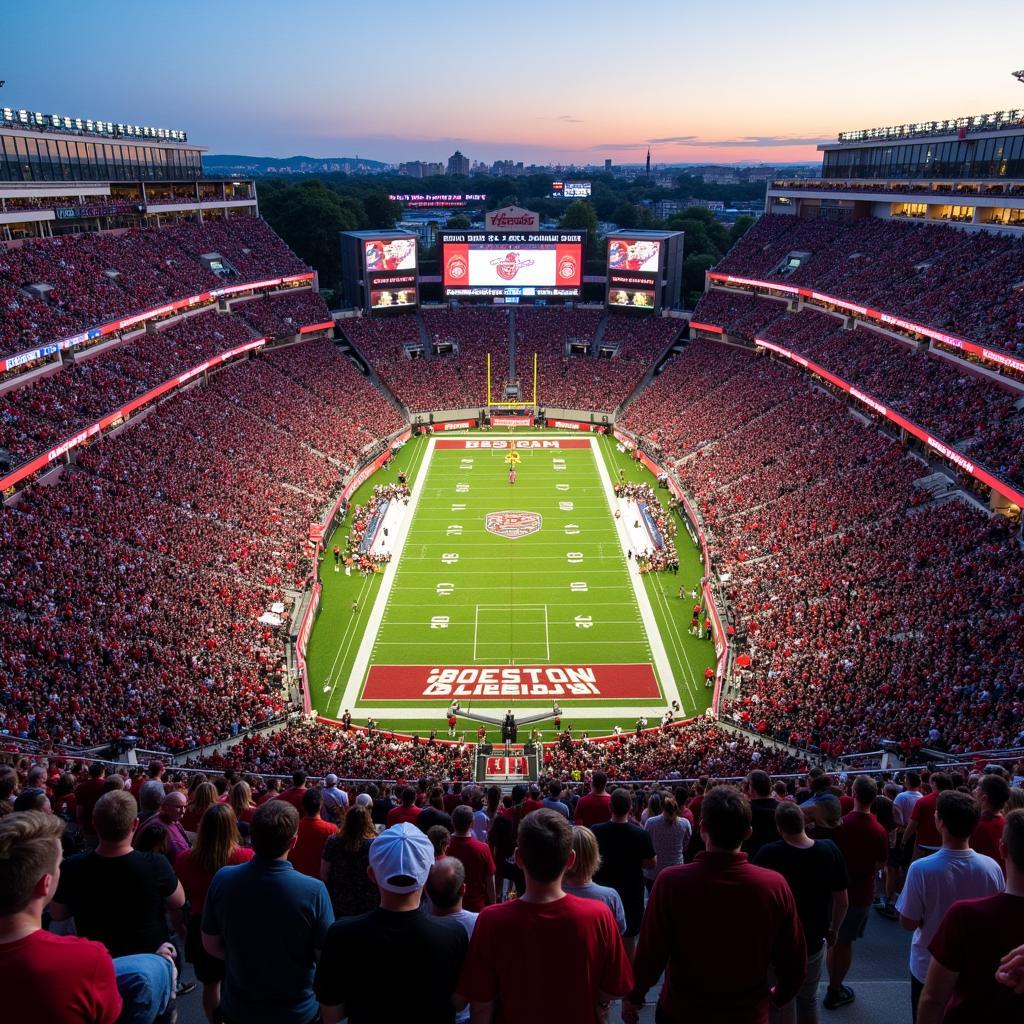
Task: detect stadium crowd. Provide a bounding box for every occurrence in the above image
[624,340,1024,757]
[2,751,1023,1023]
[713,213,1024,355]
[0,339,401,751]
[232,289,333,338]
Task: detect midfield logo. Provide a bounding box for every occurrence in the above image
[485,510,542,539]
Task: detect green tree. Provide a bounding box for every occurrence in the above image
[683,254,717,308]
[729,215,755,246]
[612,202,639,229]
[446,213,471,229]
[362,192,401,229]
[559,200,599,255]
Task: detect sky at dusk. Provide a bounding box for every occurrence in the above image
[5,0,1024,166]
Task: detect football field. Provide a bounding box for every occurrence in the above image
[308,431,714,740]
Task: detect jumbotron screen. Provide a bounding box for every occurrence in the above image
[364,237,418,311]
[440,230,584,302]
[606,237,662,310]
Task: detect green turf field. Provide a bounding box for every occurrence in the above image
[306,430,715,742]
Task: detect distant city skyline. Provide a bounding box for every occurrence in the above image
[6,0,1024,166]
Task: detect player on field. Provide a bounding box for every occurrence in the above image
[509,467,516,486]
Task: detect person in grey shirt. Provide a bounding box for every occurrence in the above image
[563,826,627,935]
[541,780,571,820]
[320,775,349,826]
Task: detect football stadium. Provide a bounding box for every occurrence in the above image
[1,8,1024,1024]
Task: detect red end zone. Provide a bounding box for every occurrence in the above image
[434,438,592,449]
[361,664,660,701]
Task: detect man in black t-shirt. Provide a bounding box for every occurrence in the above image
[316,823,468,1024]
[593,788,656,956]
[50,789,185,958]
[743,769,780,857]
[754,801,849,1023]
[416,786,455,835]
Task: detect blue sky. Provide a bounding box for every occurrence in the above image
[4,0,1023,164]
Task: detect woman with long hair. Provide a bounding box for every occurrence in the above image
[320,804,379,918]
[562,826,626,934]
[175,803,254,1023]
[641,791,661,825]
[228,780,256,841]
[183,781,218,834]
[643,796,690,889]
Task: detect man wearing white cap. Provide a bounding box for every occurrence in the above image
[320,775,348,826]
[316,823,469,1024]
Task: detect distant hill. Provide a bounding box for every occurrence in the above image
[203,154,388,175]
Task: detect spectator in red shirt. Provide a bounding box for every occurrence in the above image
[174,803,254,1023]
[457,808,633,1023]
[904,774,952,860]
[0,810,123,1024]
[971,774,1010,872]
[278,771,309,813]
[290,789,339,878]
[446,805,497,912]
[624,786,806,1024]
[74,763,106,840]
[574,772,612,827]
[826,775,890,1010]
[386,787,423,828]
[918,809,1024,1023]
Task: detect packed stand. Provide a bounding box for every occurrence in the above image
[627,340,1024,756]
[0,339,402,751]
[233,289,333,338]
[714,213,1024,354]
[0,215,309,358]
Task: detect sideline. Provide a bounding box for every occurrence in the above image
[336,435,437,714]
[590,435,680,713]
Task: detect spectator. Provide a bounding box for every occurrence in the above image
[826,775,890,1010]
[918,809,1024,1023]
[575,771,612,827]
[457,808,633,1023]
[426,857,478,1024]
[50,791,186,959]
[134,791,190,865]
[182,782,218,835]
[446,805,496,912]
[319,774,348,826]
[643,795,691,886]
[320,804,379,919]
[279,771,309,812]
[745,770,781,857]
[315,822,468,1024]
[753,801,849,1024]
[896,790,1005,1019]
[541,780,571,819]
[201,799,334,1024]
[625,786,806,1024]
[904,774,953,861]
[386,786,422,828]
[289,788,338,879]
[593,788,656,956]
[417,786,455,835]
[563,825,627,935]
[971,774,1010,871]
[0,810,122,1024]
[174,804,253,1024]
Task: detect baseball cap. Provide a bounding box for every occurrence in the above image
[369,823,434,894]
[324,774,338,787]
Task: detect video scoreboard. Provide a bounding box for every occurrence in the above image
[604,230,685,313]
[339,230,420,314]
[551,180,592,199]
[439,229,584,303]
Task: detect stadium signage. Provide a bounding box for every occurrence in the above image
[434,420,476,431]
[485,206,540,230]
[550,420,595,431]
[361,663,662,700]
[849,387,887,417]
[688,322,723,335]
[491,415,534,427]
[434,438,592,449]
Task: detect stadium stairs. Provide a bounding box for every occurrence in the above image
[614,318,688,418]
[415,311,433,359]
[507,309,517,382]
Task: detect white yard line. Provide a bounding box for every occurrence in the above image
[336,435,437,715]
[590,436,681,710]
